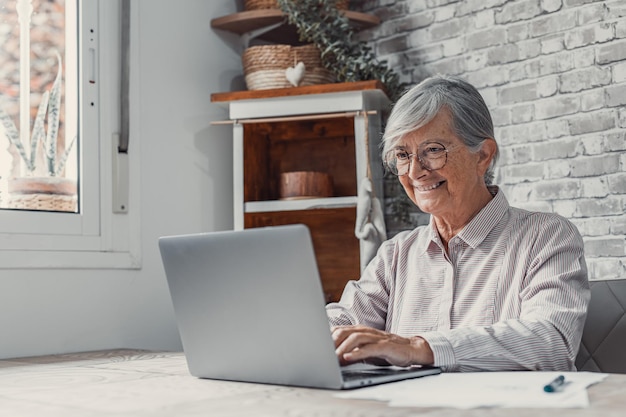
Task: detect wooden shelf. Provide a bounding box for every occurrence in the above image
[211,9,379,45]
[245,196,358,213]
[211,80,386,103]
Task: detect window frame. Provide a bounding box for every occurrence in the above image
[0,0,141,269]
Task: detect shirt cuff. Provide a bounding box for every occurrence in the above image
[419,331,457,369]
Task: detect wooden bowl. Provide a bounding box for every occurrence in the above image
[279,171,333,200]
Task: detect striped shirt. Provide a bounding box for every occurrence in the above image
[327,186,590,372]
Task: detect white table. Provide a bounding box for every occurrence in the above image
[0,349,624,416]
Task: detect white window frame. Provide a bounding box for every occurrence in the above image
[0,0,141,269]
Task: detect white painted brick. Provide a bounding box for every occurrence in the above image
[466,27,507,49]
[578,3,607,25]
[541,0,563,13]
[584,237,626,258]
[611,215,626,235]
[488,44,521,65]
[580,136,606,156]
[430,56,466,75]
[502,163,545,184]
[511,103,534,124]
[614,61,626,83]
[496,0,542,24]
[465,50,488,71]
[541,34,565,54]
[534,95,580,120]
[544,119,571,138]
[606,0,626,19]
[507,22,529,42]
[466,66,510,88]
[565,23,615,49]
[429,19,466,42]
[475,9,495,29]
[573,48,596,68]
[552,199,578,217]
[530,11,577,37]
[537,76,559,97]
[570,154,620,177]
[408,29,430,48]
[434,5,455,22]
[535,179,582,200]
[576,196,624,217]
[617,19,626,39]
[538,52,574,76]
[597,39,626,64]
[587,258,626,280]
[620,107,626,128]
[607,84,626,107]
[581,176,610,198]
[441,38,465,56]
[406,1,428,13]
[605,132,626,151]
[560,66,612,93]
[533,138,579,160]
[517,39,542,60]
[608,173,626,194]
[571,218,612,237]
[581,89,605,111]
[545,159,572,179]
[569,110,616,135]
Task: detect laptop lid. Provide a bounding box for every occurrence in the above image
[159,224,440,389]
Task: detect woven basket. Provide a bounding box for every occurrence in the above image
[7,177,78,212]
[8,193,77,212]
[244,0,349,11]
[242,44,335,90]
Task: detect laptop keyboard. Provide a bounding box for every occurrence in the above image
[341,367,420,382]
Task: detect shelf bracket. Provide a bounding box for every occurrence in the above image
[240,21,284,51]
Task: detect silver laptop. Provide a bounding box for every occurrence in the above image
[158,224,441,389]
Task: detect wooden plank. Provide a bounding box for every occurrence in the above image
[211,10,379,43]
[211,80,385,103]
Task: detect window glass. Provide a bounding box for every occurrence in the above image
[0,0,78,212]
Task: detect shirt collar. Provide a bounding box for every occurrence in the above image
[422,185,509,252]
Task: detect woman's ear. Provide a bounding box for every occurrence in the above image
[478,138,497,172]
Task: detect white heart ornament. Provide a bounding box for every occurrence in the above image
[285,61,306,87]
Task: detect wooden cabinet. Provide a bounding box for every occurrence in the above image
[211,81,390,302]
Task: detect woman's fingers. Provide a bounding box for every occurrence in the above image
[330,325,434,367]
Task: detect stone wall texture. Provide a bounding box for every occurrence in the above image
[356,0,626,280]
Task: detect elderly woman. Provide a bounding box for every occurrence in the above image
[327,75,589,372]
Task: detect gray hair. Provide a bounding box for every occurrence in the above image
[382,75,499,184]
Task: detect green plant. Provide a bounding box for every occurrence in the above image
[277,0,407,102]
[0,51,75,177]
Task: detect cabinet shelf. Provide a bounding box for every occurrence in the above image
[245,196,358,213]
[211,9,379,45]
[214,84,389,302]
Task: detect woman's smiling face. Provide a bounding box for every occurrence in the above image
[396,108,491,222]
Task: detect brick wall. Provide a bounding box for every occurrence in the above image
[357,0,626,280]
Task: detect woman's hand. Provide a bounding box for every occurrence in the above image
[331,325,435,367]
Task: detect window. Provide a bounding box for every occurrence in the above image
[0,0,78,213]
[0,0,139,269]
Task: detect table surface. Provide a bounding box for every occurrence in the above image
[1,349,624,416]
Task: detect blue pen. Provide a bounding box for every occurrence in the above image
[544,375,566,392]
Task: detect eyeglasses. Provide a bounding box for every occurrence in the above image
[384,142,449,176]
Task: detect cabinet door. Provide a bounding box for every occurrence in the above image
[245,207,360,303]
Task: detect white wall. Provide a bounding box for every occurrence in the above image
[0,0,242,359]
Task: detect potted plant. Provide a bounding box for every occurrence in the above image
[0,51,77,212]
[277,0,407,102]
